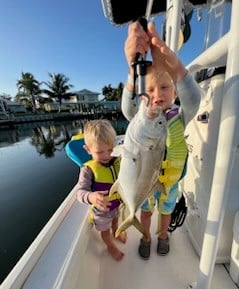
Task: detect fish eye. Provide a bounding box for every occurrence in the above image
[158,121,162,125]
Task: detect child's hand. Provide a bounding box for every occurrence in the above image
[88,190,111,211]
[148,22,187,82]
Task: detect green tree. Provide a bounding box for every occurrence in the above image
[115,82,124,100]
[102,84,113,100]
[102,82,123,101]
[42,73,74,112]
[16,72,41,112]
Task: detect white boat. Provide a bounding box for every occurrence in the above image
[1,1,239,289]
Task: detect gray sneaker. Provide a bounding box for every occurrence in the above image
[157,237,169,256]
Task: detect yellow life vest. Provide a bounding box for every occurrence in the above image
[85,158,120,185]
[84,158,122,223]
[85,158,122,202]
[159,113,188,200]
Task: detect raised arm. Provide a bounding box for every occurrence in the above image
[121,21,202,124]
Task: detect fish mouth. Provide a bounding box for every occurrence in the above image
[154,100,164,106]
[146,106,163,118]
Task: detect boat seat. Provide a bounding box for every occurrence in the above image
[65,134,125,168]
[65,133,91,168]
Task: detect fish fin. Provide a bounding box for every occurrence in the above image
[115,214,146,238]
[106,181,121,202]
[115,135,125,145]
[111,144,123,157]
[108,180,119,197]
[152,180,166,197]
[158,180,166,196]
[123,146,140,161]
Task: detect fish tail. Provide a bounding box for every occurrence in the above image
[115,215,147,238]
[115,216,132,238]
[132,215,147,238]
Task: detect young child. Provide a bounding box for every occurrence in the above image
[76,119,127,261]
[122,21,201,259]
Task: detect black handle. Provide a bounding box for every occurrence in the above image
[139,17,148,32]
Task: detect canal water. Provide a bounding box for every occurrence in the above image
[0,117,128,284]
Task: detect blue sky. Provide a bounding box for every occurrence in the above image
[0,0,207,98]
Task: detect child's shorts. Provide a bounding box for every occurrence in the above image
[141,183,179,215]
[94,208,119,232]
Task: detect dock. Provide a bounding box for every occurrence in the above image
[0,109,123,129]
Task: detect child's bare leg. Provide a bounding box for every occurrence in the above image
[111,217,127,243]
[101,229,124,261]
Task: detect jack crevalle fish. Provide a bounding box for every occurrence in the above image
[109,99,167,238]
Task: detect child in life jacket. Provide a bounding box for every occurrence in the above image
[122,21,201,259]
[76,119,127,261]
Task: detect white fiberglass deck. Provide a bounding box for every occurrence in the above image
[75,213,236,289]
[1,185,237,289]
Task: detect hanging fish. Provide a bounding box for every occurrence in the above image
[110,99,167,237]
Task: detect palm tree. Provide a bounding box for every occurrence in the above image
[102,83,124,101]
[42,73,74,112]
[17,72,41,112]
[115,82,124,100]
[102,84,114,100]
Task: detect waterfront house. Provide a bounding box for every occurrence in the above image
[43,89,101,113]
[70,89,101,112]
[71,89,100,104]
[71,91,121,115]
[42,89,121,117]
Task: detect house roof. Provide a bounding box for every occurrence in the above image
[74,89,100,95]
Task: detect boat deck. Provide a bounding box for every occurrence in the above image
[2,188,237,289]
[78,213,237,289]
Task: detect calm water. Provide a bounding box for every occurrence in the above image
[0,117,128,284]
